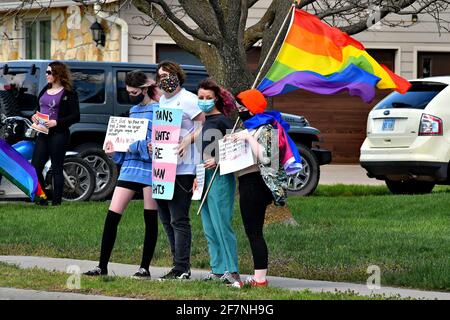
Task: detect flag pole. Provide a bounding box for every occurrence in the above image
[196,2,296,216]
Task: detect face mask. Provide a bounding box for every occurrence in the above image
[129,93,145,105]
[159,74,179,93]
[198,99,215,113]
[238,110,252,121]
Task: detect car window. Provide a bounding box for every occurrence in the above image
[184,72,208,94]
[116,70,155,104]
[374,82,448,110]
[0,67,40,111]
[71,69,105,104]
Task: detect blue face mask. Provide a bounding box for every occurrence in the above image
[198,99,215,113]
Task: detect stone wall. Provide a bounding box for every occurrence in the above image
[0,4,121,62]
[0,17,20,61]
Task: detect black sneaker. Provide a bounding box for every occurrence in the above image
[160,268,191,280]
[83,266,107,276]
[132,267,151,279]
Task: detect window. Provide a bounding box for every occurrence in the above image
[116,71,155,104]
[71,69,105,104]
[418,52,450,78]
[374,82,447,110]
[24,20,51,59]
[156,43,203,66]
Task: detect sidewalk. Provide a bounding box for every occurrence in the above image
[0,287,132,300]
[1,256,449,300]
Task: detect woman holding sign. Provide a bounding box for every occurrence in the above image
[193,79,242,287]
[231,89,302,287]
[31,61,80,206]
[84,71,160,278]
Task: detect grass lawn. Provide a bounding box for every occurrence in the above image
[1,184,449,292]
[0,262,386,300]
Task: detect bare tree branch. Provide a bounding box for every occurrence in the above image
[132,0,202,56]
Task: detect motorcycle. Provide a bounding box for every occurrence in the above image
[1,115,96,201]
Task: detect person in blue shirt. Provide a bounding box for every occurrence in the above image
[84,71,160,279]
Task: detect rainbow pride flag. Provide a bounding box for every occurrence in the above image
[257,9,411,103]
[0,139,46,201]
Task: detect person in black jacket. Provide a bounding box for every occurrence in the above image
[31,61,80,206]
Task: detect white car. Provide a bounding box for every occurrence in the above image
[360,77,450,194]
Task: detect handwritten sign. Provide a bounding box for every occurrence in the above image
[192,164,205,201]
[103,117,149,152]
[151,107,183,200]
[219,130,256,175]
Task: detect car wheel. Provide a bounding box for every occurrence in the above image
[287,144,320,196]
[75,144,118,201]
[385,179,435,195]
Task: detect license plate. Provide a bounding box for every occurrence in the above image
[382,119,395,131]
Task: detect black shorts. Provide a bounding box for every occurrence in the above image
[116,180,150,193]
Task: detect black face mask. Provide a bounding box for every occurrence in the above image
[129,93,145,104]
[238,111,252,121]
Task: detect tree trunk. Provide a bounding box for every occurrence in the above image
[198,42,254,94]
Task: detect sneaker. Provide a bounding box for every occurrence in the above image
[220,271,243,288]
[160,268,191,280]
[132,267,151,279]
[244,276,268,287]
[83,266,107,276]
[202,272,223,281]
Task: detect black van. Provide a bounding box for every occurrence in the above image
[0,60,331,200]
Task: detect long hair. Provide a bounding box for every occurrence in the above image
[48,61,73,91]
[197,78,235,117]
[126,70,161,101]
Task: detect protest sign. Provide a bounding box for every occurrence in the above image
[218,130,256,175]
[192,164,205,201]
[103,116,149,152]
[151,107,183,200]
[31,111,49,134]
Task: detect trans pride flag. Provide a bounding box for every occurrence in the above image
[0,139,46,201]
[257,9,411,103]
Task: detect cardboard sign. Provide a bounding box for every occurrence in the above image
[103,116,149,152]
[31,111,49,134]
[151,107,183,200]
[218,130,256,175]
[192,164,205,201]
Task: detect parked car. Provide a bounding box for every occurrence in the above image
[360,76,450,194]
[0,60,331,200]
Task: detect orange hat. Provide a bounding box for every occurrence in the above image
[236,89,267,114]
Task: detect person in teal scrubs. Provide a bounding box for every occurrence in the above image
[194,78,242,288]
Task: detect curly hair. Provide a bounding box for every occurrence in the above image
[48,61,73,91]
[197,78,236,117]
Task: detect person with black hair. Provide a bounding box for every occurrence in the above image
[84,71,161,278]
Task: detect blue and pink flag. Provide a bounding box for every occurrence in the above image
[0,139,46,201]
